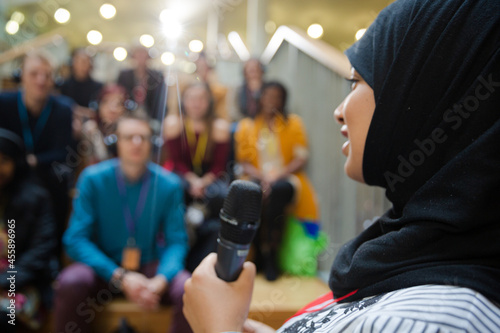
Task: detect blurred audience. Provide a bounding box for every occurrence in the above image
[81,84,128,164]
[0,51,74,258]
[60,48,103,108]
[235,81,319,281]
[0,129,57,332]
[232,58,266,121]
[55,113,191,333]
[117,46,166,120]
[164,82,230,271]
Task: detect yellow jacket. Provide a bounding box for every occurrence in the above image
[235,114,319,222]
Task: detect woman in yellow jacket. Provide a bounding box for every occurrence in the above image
[235,81,319,280]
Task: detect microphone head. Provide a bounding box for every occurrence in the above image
[222,180,262,223]
[219,180,262,245]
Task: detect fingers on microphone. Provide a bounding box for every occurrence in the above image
[192,253,218,282]
[239,261,256,283]
[205,252,218,265]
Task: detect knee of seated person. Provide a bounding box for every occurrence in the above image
[168,270,191,302]
[270,180,294,196]
[205,181,228,196]
[56,263,97,291]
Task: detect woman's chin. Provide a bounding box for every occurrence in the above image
[344,160,365,184]
[342,141,350,156]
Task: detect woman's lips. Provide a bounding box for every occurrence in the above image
[341,125,349,156]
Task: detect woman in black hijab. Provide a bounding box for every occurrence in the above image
[0,129,57,331]
[182,0,500,331]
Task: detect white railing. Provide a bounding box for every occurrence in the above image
[261,25,351,79]
[0,28,66,65]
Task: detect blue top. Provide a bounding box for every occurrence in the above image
[63,159,188,282]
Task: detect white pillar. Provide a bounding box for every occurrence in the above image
[246,0,268,57]
[206,7,219,56]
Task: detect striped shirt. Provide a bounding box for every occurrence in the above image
[278,285,500,332]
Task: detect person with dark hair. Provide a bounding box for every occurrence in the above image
[164,82,230,272]
[60,48,103,108]
[232,58,266,121]
[117,46,166,120]
[235,81,319,281]
[55,113,191,333]
[183,0,500,332]
[0,51,74,259]
[81,84,128,164]
[0,129,57,332]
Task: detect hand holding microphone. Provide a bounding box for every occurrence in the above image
[183,180,263,333]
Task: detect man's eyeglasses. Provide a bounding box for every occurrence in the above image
[117,134,152,144]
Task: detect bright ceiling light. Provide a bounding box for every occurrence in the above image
[139,34,155,48]
[189,40,204,53]
[159,9,174,23]
[54,8,71,24]
[113,47,128,61]
[100,4,116,20]
[307,24,324,39]
[5,20,19,35]
[160,9,182,39]
[87,30,103,45]
[355,28,367,41]
[163,22,182,39]
[11,11,25,24]
[228,31,250,61]
[161,52,176,66]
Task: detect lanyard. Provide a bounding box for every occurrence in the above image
[185,120,208,175]
[17,91,53,153]
[115,165,151,245]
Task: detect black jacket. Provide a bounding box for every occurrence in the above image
[0,181,57,289]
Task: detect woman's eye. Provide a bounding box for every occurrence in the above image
[346,79,359,91]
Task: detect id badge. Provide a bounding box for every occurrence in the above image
[122,246,141,271]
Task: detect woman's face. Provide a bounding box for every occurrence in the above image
[244,60,263,82]
[260,87,283,118]
[334,68,376,183]
[183,86,211,120]
[99,92,125,124]
[0,152,15,189]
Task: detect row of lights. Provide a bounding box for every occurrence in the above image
[5,11,24,35]
[55,3,116,24]
[5,4,117,35]
[5,8,366,65]
[306,23,366,41]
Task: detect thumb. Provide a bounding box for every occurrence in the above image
[237,261,256,287]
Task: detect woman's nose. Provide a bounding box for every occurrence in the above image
[334,103,344,125]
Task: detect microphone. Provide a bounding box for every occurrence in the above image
[215,180,262,282]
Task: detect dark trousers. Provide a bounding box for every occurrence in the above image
[183,179,229,272]
[54,263,192,333]
[255,179,294,273]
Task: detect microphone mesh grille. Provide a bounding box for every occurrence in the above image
[222,180,262,222]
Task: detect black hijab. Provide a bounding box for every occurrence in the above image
[330,0,500,303]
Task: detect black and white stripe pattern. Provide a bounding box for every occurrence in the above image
[278,285,500,333]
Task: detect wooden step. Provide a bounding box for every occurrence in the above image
[91,275,329,332]
[35,274,330,332]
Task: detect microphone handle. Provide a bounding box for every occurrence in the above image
[215,237,251,282]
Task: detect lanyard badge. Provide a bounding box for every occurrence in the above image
[115,165,151,271]
[17,91,53,153]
